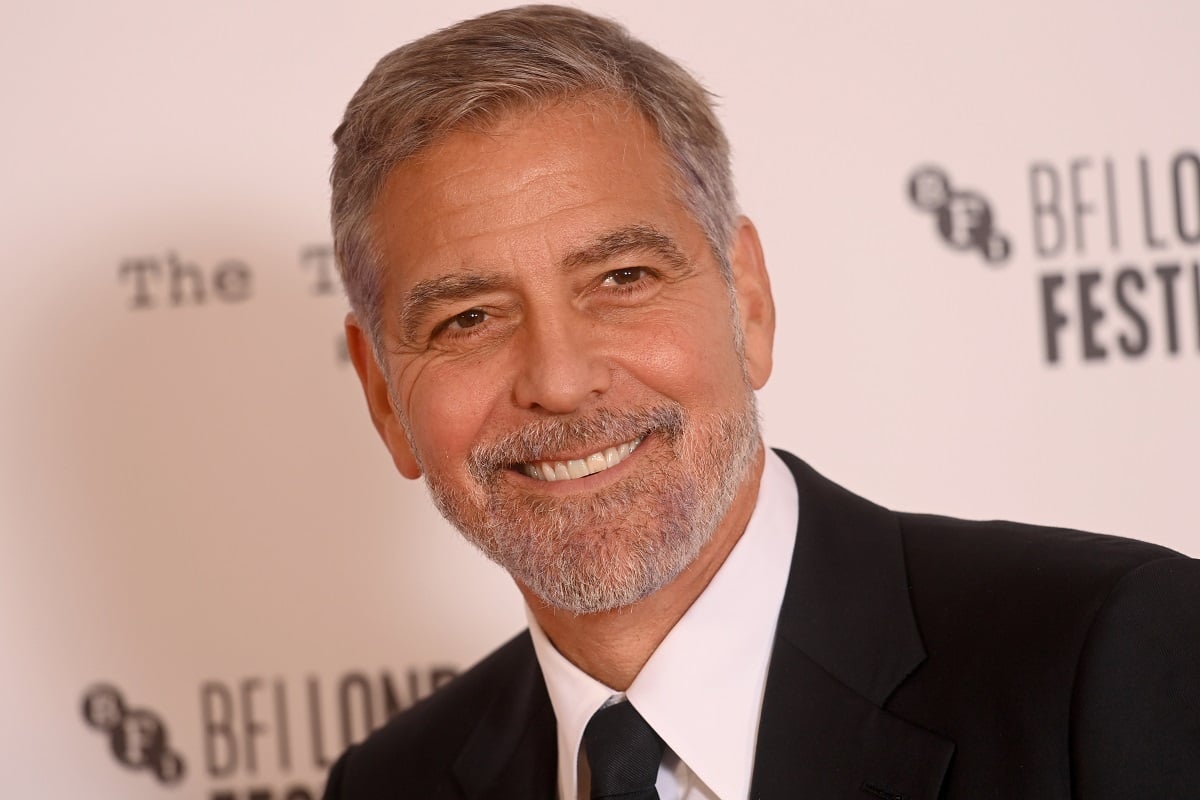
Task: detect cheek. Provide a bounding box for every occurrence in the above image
[617,312,746,404]
[403,363,501,469]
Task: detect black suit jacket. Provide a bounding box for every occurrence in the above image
[323,451,1200,799]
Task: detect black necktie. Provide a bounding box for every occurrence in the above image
[582,700,665,800]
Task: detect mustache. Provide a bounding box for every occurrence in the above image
[467,405,685,482]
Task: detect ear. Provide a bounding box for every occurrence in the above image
[727,215,775,389]
[345,313,423,479]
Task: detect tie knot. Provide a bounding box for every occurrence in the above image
[582,701,664,800]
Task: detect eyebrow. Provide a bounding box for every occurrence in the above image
[400,272,512,343]
[561,224,689,271]
[396,224,691,343]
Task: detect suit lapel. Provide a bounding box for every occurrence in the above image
[452,635,557,800]
[751,452,954,799]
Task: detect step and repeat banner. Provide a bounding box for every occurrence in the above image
[2,1,1196,797]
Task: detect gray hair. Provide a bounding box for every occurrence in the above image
[330,4,737,353]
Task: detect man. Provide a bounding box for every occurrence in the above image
[323,6,1200,798]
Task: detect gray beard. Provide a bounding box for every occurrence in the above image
[423,397,761,614]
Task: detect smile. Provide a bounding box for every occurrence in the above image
[518,437,643,482]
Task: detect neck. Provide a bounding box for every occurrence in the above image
[520,445,765,690]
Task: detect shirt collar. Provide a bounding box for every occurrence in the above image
[528,449,799,800]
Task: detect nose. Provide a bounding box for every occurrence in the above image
[511,309,610,413]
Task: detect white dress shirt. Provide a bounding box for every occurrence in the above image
[528,449,799,800]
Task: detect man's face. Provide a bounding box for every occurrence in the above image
[348,98,775,614]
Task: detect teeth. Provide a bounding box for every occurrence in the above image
[604,447,619,468]
[518,437,643,482]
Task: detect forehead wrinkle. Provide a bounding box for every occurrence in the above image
[399,271,512,342]
[561,224,689,272]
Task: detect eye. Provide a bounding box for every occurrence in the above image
[602,267,649,287]
[456,308,486,327]
[443,308,488,332]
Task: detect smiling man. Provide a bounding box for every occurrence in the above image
[361,99,770,631]
[323,6,1200,800]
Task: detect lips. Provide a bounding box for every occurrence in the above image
[467,406,683,487]
[518,437,643,481]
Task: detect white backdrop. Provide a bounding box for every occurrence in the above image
[2,1,1197,797]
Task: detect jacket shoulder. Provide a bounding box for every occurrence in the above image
[322,630,540,799]
[1070,556,1200,793]
[897,510,1185,653]
[888,510,1196,794]
[898,510,1181,595]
